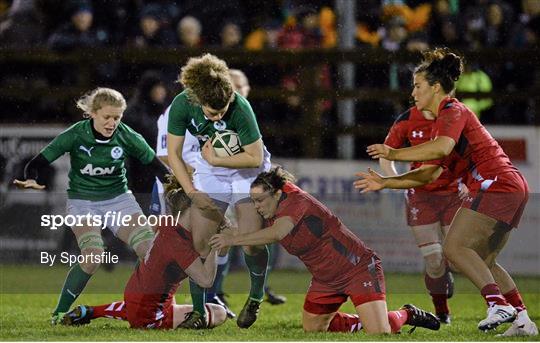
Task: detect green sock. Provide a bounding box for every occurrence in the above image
[216,254,230,295]
[53,264,92,315]
[189,278,206,317]
[244,245,269,302]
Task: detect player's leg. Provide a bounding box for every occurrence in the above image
[235,198,268,328]
[443,208,516,330]
[52,199,104,324]
[62,301,127,325]
[173,303,227,329]
[302,289,346,332]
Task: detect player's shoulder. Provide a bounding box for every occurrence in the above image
[231,92,254,117]
[393,107,415,124]
[170,91,195,111]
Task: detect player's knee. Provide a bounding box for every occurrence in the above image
[79,248,103,274]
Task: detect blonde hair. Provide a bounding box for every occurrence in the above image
[76,87,127,118]
[179,54,234,109]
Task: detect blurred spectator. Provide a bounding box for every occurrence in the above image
[277,6,322,49]
[129,3,176,48]
[0,0,46,48]
[427,0,460,48]
[220,22,242,49]
[47,3,108,51]
[177,15,202,48]
[381,16,408,52]
[483,1,513,47]
[456,64,493,119]
[124,70,168,214]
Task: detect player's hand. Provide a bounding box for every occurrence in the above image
[353,168,386,193]
[201,140,218,166]
[188,190,219,212]
[366,144,394,160]
[209,232,234,250]
[458,183,470,200]
[13,179,46,190]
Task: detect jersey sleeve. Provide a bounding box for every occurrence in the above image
[40,127,75,162]
[167,96,189,136]
[123,125,156,164]
[434,106,466,143]
[234,96,261,146]
[384,121,408,148]
[156,109,170,157]
[174,239,200,271]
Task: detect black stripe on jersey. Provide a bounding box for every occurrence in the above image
[304,215,324,238]
[331,238,361,266]
[367,257,382,293]
[471,189,485,211]
[455,133,469,156]
[394,109,412,124]
[175,227,189,240]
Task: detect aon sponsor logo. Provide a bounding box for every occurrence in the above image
[80,164,115,176]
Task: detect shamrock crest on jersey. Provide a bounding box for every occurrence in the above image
[111,146,123,159]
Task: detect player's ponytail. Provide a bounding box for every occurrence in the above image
[179,53,234,110]
[413,47,464,94]
[251,166,296,193]
[76,87,127,118]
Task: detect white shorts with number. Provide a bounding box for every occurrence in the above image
[66,192,142,235]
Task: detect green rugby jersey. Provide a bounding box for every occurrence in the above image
[167,91,261,146]
[41,120,155,201]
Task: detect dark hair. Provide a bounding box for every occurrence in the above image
[413,47,464,94]
[179,53,234,110]
[251,166,296,193]
[163,174,191,215]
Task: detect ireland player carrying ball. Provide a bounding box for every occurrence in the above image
[14,87,168,324]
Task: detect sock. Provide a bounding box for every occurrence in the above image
[53,264,92,315]
[189,278,206,317]
[217,254,231,295]
[481,283,509,307]
[387,310,408,333]
[424,273,450,314]
[327,312,362,332]
[91,301,127,320]
[503,288,526,313]
[207,254,229,299]
[244,245,269,302]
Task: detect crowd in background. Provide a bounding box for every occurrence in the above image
[0,0,538,158]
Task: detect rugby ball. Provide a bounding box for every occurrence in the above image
[211,130,242,157]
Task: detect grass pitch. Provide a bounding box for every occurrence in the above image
[0,265,538,341]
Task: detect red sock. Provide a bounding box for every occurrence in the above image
[327,312,362,332]
[503,288,526,313]
[387,310,408,333]
[425,273,450,314]
[480,283,508,307]
[91,301,127,320]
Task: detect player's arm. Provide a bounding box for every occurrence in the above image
[202,138,263,168]
[367,136,455,161]
[209,217,294,249]
[354,164,443,193]
[167,134,196,193]
[184,248,219,288]
[13,153,48,190]
[379,158,398,176]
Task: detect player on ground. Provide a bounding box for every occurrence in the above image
[355,48,537,336]
[166,54,271,328]
[210,167,441,334]
[380,106,466,323]
[13,88,168,324]
[61,176,228,329]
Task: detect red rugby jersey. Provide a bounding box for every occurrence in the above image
[384,106,459,192]
[266,182,375,288]
[433,98,517,183]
